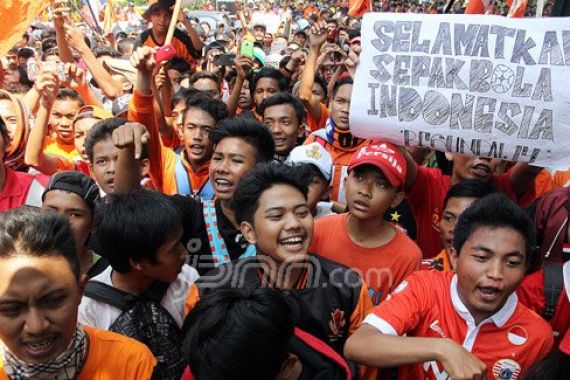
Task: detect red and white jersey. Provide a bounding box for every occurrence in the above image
[364,271,553,380]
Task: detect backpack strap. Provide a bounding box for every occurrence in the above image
[197,178,215,201]
[174,153,191,195]
[84,281,136,311]
[143,281,170,304]
[543,262,564,320]
[294,327,352,380]
[202,200,231,266]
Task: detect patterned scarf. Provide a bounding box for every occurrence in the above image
[324,117,366,152]
[1,326,88,380]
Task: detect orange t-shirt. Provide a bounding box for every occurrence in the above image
[420,249,452,272]
[306,103,330,134]
[364,271,554,380]
[55,157,91,176]
[310,213,422,305]
[128,91,210,196]
[534,168,570,197]
[44,138,80,160]
[0,327,156,380]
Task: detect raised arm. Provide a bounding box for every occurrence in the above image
[63,23,124,100]
[299,21,328,123]
[24,71,60,174]
[53,1,75,63]
[226,55,254,117]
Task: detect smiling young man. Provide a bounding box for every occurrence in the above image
[0,207,156,379]
[184,163,373,378]
[260,92,306,162]
[113,115,276,275]
[345,193,554,380]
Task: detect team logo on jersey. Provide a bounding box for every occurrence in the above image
[507,325,528,346]
[492,359,521,380]
[328,308,346,341]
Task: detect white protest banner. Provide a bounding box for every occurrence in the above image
[350,13,570,169]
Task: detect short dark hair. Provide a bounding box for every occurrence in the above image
[84,118,127,162]
[184,92,228,124]
[249,67,288,97]
[92,46,121,58]
[96,189,182,273]
[233,163,312,225]
[182,288,297,380]
[453,193,536,262]
[314,74,328,95]
[41,39,57,55]
[443,179,497,209]
[0,207,80,281]
[172,87,201,108]
[332,76,353,98]
[189,71,221,86]
[166,57,191,74]
[259,92,306,125]
[210,116,275,164]
[56,88,85,107]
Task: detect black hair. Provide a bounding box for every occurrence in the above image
[233,163,312,225]
[189,71,221,86]
[332,76,353,98]
[522,348,570,380]
[182,288,297,380]
[314,74,328,96]
[172,87,201,108]
[84,117,149,162]
[0,207,80,281]
[92,46,121,58]
[249,67,288,98]
[453,193,536,262]
[443,179,497,209]
[210,116,275,164]
[166,57,191,74]
[41,46,58,61]
[56,88,85,107]
[96,189,182,274]
[40,28,56,41]
[326,18,339,26]
[184,92,228,124]
[259,92,306,125]
[0,113,8,144]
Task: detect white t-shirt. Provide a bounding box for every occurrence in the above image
[78,264,199,329]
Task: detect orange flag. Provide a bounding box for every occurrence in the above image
[507,0,529,17]
[0,0,48,56]
[348,0,371,16]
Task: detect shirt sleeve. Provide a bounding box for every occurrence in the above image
[363,272,430,336]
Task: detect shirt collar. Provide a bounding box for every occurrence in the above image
[450,274,518,328]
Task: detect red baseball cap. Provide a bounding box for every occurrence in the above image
[348,142,407,187]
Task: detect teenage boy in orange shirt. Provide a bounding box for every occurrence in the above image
[310,142,422,305]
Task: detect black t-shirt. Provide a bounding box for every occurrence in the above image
[171,195,250,275]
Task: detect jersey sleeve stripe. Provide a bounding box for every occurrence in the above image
[363,314,398,336]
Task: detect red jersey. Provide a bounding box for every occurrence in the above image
[517,261,570,344]
[364,271,553,380]
[0,168,47,212]
[310,213,422,305]
[407,167,537,258]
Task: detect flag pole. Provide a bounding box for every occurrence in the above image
[166,0,182,45]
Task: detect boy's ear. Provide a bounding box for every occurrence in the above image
[444,152,454,162]
[390,190,405,209]
[139,158,150,178]
[129,258,145,272]
[241,221,257,245]
[276,353,301,380]
[449,246,459,272]
[78,274,89,295]
[320,184,332,201]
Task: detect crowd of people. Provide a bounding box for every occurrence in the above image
[0,0,568,379]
